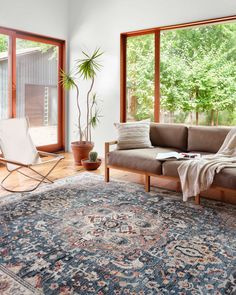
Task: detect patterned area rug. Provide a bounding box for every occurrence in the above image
[0,173,236,295]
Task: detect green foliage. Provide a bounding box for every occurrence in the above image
[90,108,102,128]
[89,151,98,162]
[127,34,155,121]
[0,35,56,58]
[16,39,53,51]
[127,22,236,125]
[89,93,102,128]
[161,24,236,120]
[76,48,103,80]
[60,70,77,90]
[0,35,8,52]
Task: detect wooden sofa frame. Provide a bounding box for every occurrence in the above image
[104,141,234,205]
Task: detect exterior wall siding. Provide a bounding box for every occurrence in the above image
[0,48,58,121]
[16,49,58,117]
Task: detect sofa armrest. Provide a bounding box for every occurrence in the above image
[105,141,118,159]
[105,140,118,146]
[104,141,118,182]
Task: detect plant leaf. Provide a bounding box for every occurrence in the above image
[75,48,104,80]
[60,69,77,90]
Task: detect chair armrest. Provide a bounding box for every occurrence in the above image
[38,151,64,159]
[0,156,29,167]
[35,151,64,165]
[0,153,64,169]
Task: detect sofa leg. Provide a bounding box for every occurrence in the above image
[195,194,201,205]
[105,167,110,182]
[145,175,150,192]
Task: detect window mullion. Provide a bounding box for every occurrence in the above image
[7,32,16,118]
[154,30,161,123]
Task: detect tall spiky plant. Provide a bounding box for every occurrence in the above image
[60,48,103,142]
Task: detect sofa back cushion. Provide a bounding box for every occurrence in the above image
[150,123,188,151]
[188,126,230,153]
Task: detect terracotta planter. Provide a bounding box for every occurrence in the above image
[71,141,94,165]
[81,159,102,170]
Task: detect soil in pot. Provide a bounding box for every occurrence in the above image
[71,141,94,165]
[81,159,102,170]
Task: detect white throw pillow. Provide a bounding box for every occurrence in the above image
[114,122,152,150]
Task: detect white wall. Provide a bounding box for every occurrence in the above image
[0,0,68,40]
[68,0,236,155]
[0,0,69,148]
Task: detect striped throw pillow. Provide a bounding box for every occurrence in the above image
[115,122,152,150]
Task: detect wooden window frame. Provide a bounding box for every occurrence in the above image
[0,26,65,152]
[120,15,236,123]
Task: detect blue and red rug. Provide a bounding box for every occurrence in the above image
[0,173,235,294]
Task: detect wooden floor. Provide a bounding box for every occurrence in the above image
[0,153,236,204]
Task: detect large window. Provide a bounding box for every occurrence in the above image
[0,27,65,151]
[122,16,236,126]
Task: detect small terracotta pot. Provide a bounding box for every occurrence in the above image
[71,141,94,165]
[81,159,102,170]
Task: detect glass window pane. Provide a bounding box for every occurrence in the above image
[16,38,59,146]
[0,34,9,119]
[160,22,236,126]
[126,34,155,121]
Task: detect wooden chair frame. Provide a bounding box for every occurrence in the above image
[0,151,64,193]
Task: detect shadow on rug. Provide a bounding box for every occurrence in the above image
[0,173,235,294]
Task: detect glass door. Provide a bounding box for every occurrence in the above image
[0,27,65,152]
[0,33,10,119]
[16,38,60,148]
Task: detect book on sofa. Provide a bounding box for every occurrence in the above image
[156,152,201,161]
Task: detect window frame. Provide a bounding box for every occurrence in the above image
[0,26,65,152]
[120,15,236,123]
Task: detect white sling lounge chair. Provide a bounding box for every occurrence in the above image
[0,117,64,193]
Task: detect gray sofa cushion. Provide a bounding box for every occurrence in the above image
[150,123,188,151]
[162,152,213,177]
[188,126,230,153]
[213,168,236,190]
[162,156,236,190]
[162,160,182,177]
[108,147,181,175]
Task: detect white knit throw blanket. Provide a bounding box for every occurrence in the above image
[178,127,236,201]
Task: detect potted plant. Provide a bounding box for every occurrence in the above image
[81,151,102,170]
[60,48,103,165]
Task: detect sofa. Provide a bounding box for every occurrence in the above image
[104,123,236,204]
